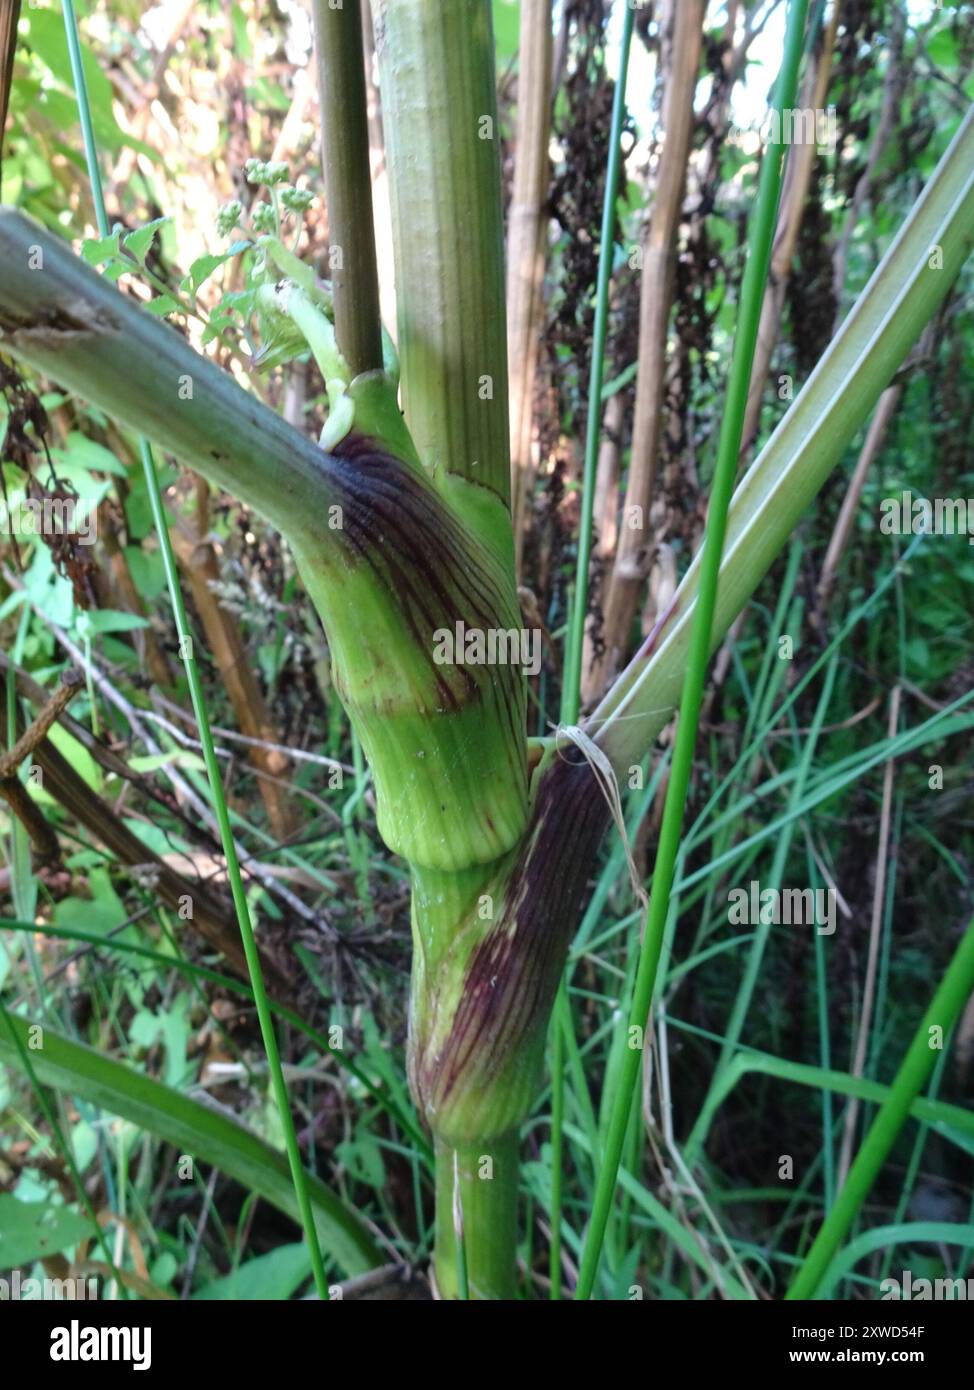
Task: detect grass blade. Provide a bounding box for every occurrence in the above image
[574,0,811,1299]
[0,1011,382,1277]
[786,909,974,1298]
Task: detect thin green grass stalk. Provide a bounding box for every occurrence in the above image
[562,765,665,1274]
[786,908,974,1299]
[60,0,328,1298]
[561,2,635,723]
[548,982,566,1298]
[877,1037,950,1289]
[551,0,637,1265]
[808,847,836,1213]
[61,0,109,235]
[575,0,810,1299]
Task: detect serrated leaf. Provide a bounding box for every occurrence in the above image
[181,252,232,296]
[81,231,121,266]
[123,217,170,265]
[144,294,179,317]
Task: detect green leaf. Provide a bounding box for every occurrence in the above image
[335,1135,386,1189]
[182,243,248,298]
[191,1242,312,1300]
[124,544,167,600]
[246,78,292,113]
[78,609,149,636]
[492,0,520,63]
[56,431,127,477]
[123,218,170,266]
[0,1194,92,1267]
[926,29,958,69]
[54,870,127,938]
[46,724,102,796]
[25,10,126,152]
[129,996,192,1089]
[0,1013,381,1277]
[144,295,179,318]
[230,4,252,61]
[81,230,122,267]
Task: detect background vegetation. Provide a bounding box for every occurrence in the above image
[1,0,973,1301]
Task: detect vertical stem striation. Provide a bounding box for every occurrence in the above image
[372,0,512,552]
[433,1135,519,1300]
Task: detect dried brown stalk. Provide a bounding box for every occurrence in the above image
[584,0,705,698]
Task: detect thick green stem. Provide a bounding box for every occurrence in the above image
[373,0,513,559]
[312,0,384,375]
[370,6,528,1295]
[433,1134,519,1300]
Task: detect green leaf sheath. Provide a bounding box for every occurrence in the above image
[409,755,610,1146]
